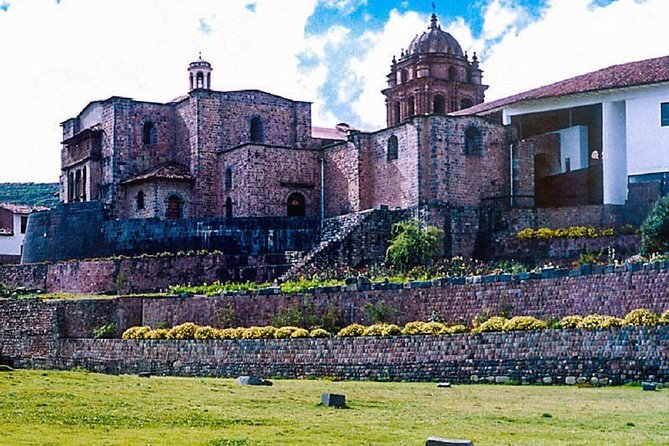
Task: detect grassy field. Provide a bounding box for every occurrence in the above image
[0,370,667,446]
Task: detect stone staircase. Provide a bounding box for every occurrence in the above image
[278,210,376,281]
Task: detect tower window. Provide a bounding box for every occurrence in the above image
[661,102,669,127]
[143,121,157,145]
[464,126,483,156]
[394,102,401,125]
[433,95,446,115]
[196,71,204,89]
[136,191,145,210]
[400,69,408,83]
[448,66,456,81]
[225,167,233,190]
[250,116,264,143]
[461,98,474,110]
[408,97,415,117]
[387,135,399,161]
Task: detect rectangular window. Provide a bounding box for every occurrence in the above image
[661,102,669,127]
[20,216,28,234]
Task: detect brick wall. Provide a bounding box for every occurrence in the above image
[36,327,669,383]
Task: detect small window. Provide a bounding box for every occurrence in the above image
[400,69,408,83]
[387,135,399,161]
[461,98,474,110]
[407,97,415,117]
[167,195,182,220]
[661,102,669,127]
[225,167,233,190]
[448,66,456,81]
[250,116,264,143]
[225,197,233,218]
[20,216,28,234]
[394,102,401,125]
[433,95,446,115]
[287,193,306,217]
[143,121,157,145]
[136,191,145,210]
[196,72,204,89]
[464,126,483,156]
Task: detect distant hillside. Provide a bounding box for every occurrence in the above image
[0,183,59,207]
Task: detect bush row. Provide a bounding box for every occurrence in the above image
[516,226,615,240]
[121,309,669,341]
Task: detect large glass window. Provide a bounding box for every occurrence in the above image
[661,102,669,127]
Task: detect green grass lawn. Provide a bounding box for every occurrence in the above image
[0,370,667,446]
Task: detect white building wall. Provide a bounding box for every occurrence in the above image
[625,85,669,175]
[0,213,26,257]
[602,101,628,205]
[550,126,588,172]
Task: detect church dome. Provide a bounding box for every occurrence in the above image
[406,14,464,57]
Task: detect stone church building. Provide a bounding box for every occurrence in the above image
[29,13,669,263]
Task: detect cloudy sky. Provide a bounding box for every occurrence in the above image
[1,0,668,182]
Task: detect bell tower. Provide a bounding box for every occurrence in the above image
[382,13,487,126]
[188,53,213,91]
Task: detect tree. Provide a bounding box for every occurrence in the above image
[640,195,669,256]
[385,219,444,271]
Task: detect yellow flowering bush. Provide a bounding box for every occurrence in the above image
[516,226,615,240]
[600,316,625,328]
[624,309,659,327]
[194,326,218,340]
[289,328,310,338]
[502,316,547,331]
[362,324,387,337]
[444,324,467,334]
[402,321,428,335]
[337,323,365,337]
[474,317,508,333]
[121,326,151,340]
[274,326,300,339]
[310,328,331,338]
[381,324,403,336]
[167,322,198,340]
[145,328,169,340]
[559,316,583,329]
[241,326,276,339]
[660,310,669,325]
[218,327,244,340]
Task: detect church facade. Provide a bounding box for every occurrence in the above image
[52,13,669,260]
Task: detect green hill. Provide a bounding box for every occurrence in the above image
[0,183,59,207]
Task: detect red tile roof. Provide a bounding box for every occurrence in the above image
[312,126,348,141]
[454,55,669,116]
[121,163,195,185]
[0,203,49,214]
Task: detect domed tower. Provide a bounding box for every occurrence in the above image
[188,53,213,91]
[382,13,487,126]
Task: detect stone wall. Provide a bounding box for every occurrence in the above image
[21,328,669,383]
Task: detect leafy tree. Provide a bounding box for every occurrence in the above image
[385,219,444,271]
[640,196,669,255]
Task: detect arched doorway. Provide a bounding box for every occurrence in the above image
[287,193,306,217]
[166,195,182,220]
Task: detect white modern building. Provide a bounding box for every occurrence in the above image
[0,203,48,263]
[457,55,669,206]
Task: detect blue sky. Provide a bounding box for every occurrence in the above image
[0,0,667,182]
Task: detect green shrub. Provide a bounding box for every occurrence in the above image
[241,326,276,339]
[309,328,331,338]
[145,328,169,340]
[121,326,151,340]
[290,328,310,338]
[660,310,669,325]
[624,309,659,327]
[402,321,428,335]
[502,316,547,331]
[474,316,507,333]
[167,322,198,340]
[385,219,444,271]
[93,322,116,339]
[381,324,403,336]
[337,324,365,337]
[444,324,467,334]
[363,300,400,324]
[559,316,583,329]
[640,196,669,255]
[274,326,300,339]
[194,326,218,340]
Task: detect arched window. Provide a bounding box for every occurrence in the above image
[407,97,415,117]
[68,172,74,202]
[287,192,306,217]
[136,191,145,210]
[250,116,264,143]
[143,121,157,145]
[394,102,401,125]
[387,135,399,161]
[196,71,204,89]
[400,69,408,83]
[82,166,87,201]
[448,66,456,81]
[166,195,182,220]
[225,167,233,190]
[461,98,474,110]
[433,95,446,115]
[464,126,483,156]
[225,197,233,218]
[74,170,81,202]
